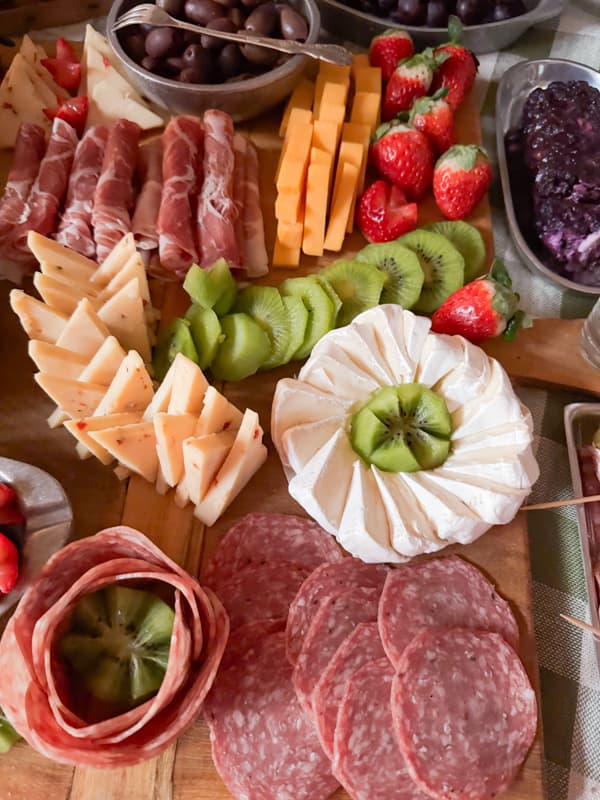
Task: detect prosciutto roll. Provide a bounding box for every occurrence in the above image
[197,109,239,268]
[92,118,141,262]
[157,116,202,274]
[242,141,269,277]
[0,123,46,251]
[132,137,163,251]
[55,125,109,258]
[232,133,247,267]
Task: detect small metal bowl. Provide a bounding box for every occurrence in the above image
[106,0,320,122]
[496,58,600,296]
[317,0,565,54]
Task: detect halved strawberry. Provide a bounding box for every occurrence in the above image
[41,57,81,93]
[55,37,78,64]
[0,484,18,508]
[44,95,88,136]
[0,533,18,594]
[369,29,414,83]
[357,180,418,243]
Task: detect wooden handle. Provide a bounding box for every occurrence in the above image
[522,494,600,512]
[560,613,600,639]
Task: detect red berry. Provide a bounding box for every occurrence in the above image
[369,29,414,83]
[370,122,434,200]
[0,533,19,594]
[357,180,418,243]
[433,144,492,220]
[0,484,18,509]
[431,43,477,110]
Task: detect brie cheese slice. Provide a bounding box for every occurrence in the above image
[28,340,87,380]
[282,416,347,474]
[415,333,464,390]
[436,338,491,413]
[10,290,68,343]
[64,411,141,464]
[310,325,396,387]
[90,421,158,483]
[424,470,525,525]
[299,353,380,406]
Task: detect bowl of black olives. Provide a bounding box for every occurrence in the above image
[316,0,565,53]
[107,0,319,121]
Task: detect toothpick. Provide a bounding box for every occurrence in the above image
[560,613,600,640]
[522,494,600,512]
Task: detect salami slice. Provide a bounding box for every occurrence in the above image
[286,559,388,665]
[203,512,342,590]
[378,555,519,668]
[219,618,285,673]
[312,622,386,757]
[391,627,537,800]
[205,631,338,800]
[333,658,429,800]
[214,561,312,631]
[293,586,381,716]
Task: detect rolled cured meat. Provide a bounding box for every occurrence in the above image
[232,133,247,267]
[157,116,202,274]
[242,142,269,277]
[197,109,239,268]
[0,526,228,767]
[92,119,141,262]
[55,125,109,258]
[132,137,163,251]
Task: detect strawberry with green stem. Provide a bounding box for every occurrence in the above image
[370,121,434,200]
[382,48,448,121]
[433,144,492,220]
[369,29,414,83]
[408,88,455,156]
[430,16,478,111]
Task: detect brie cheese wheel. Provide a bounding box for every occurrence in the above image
[272,305,538,563]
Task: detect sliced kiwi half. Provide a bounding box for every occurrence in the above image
[210,312,272,382]
[0,711,20,754]
[279,276,337,360]
[318,259,386,328]
[183,259,238,315]
[398,230,465,314]
[350,383,452,472]
[185,305,223,370]
[60,585,174,709]
[233,286,291,370]
[153,318,199,381]
[426,220,486,282]
[281,295,309,364]
[355,242,424,309]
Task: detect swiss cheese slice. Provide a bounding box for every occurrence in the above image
[0,54,51,148]
[94,350,154,416]
[33,273,97,316]
[10,290,68,343]
[28,233,97,280]
[34,373,106,419]
[27,340,87,380]
[195,386,244,436]
[56,298,110,358]
[89,421,159,482]
[182,430,237,506]
[154,412,197,487]
[167,356,209,416]
[97,278,151,363]
[64,412,142,465]
[91,233,137,288]
[97,252,151,304]
[79,336,126,385]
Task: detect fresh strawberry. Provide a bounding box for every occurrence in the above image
[0,533,18,594]
[55,37,78,64]
[431,259,526,343]
[370,121,434,200]
[357,180,418,243]
[433,144,492,220]
[41,57,81,93]
[382,49,445,121]
[369,29,414,83]
[430,19,478,110]
[0,484,18,508]
[44,95,88,136]
[408,89,455,155]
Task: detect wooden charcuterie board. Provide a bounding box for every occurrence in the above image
[0,69,549,800]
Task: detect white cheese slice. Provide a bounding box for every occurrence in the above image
[153,412,197,487]
[310,326,394,387]
[94,350,154,416]
[10,290,68,343]
[182,430,237,506]
[28,340,87,380]
[89,421,158,482]
[34,373,105,419]
[56,298,110,358]
[79,336,126,386]
[367,305,430,385]
[193,409,267,527]
[414,332,464,389]
[452,419,533,455]
[97,278,151,363]
[39,262,99,296]
[167,356,209,416]
[33,273,98,316]
[440,448,539,492]
[97,252,151,304]
[452,361,523,440]
[0,54,51,148]
[299,353,380,407]
[16,51,59,109]
[64,411,141,465]
[20,35,68,102]
[91,233,137,287]
[141,358,180,421]
[423,470,525,525]
[281,416,346,474]
[30,232,98,280]
[436,338,491,413]
[195,385,244,436]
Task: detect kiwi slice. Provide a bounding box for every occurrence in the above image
[281,295,309,364]
[60,585,174,709]
[183,259,238,315]
[210,312,272,382]
[0,711,20,754]
[355,243,424,309]
[185,305,223,370]
[318,259,386,328]
[233,286,291,370]
[426,221,486,282]
[153,318,199,381]
[398,230,465,314]
[350,383,452,473]
[279,276,337,360]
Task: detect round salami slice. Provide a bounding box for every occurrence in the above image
[214,561,312,631]
[392,627,538,800]
[313,622,386,757]
[286,559,389,665]
[333,658,430,800]
[203,512,342,590]
[378,555,519,667]
[219,618,285,673]
[205,631,339,800]
[293,586,381,716]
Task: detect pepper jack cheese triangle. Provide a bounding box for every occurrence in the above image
[89,421,159,483]
[154,413,197,487]
[93,350,154,417]
[28,341,87,380]
[182,430,237,507]
[78,336,126,386]
[10,290,68,343]
[64,412,142,465]
[56,298,111,358]
[34,374,106,419]
[97,278,151,364]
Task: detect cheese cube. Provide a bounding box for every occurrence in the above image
[314,64,351,117]
[64,412,142,465]
[350,91,380,134]
[154,412,197,487]
[27,341,87,380]
[10,290,68,344]
[279,78,315,137]
[302,157,333,257]
[89,421,159,483]
[354,66,382,94]
[34,374,106,419]
[318,104,346,129]
[181,430,237,506]
[324,161,360,252]
[351,53,370,72]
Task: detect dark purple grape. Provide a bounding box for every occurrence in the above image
[456,0,484,24]
[425,0,449,25]
[492,3,511,19]
[377,0,397,13]
[391,0,427,24]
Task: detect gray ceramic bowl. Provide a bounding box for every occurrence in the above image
[318,0,566,54]
[106,0,320,122]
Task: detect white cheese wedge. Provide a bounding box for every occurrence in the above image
[181,430,237,506]
[20,35,68,102]
[0,54,52,148]
[281,416,347,474]
[79,336,126,386]
[153,412,197,487]
[56,298,110,358]
[34,373,105,419]
[97,278,151,363]
[28,340,87,380]
[195,386,244,436]
[33,273,98,316]
[17,52,59,109]
[141,359,180,422]
[299,353,380,406]
[91,233,137,287]
[414,332,464,389]
[423,470,525,525]
[30,232,98,280]
[97,252,151,304]
[309,327,394,389]
[89,421,158,482]
[39,262,99,297]
[64,412,141,465]
[368,305,430,384]
[436,338,491,414]
[167,356,209,415]
[10,290,68,343]
[193,409,267,527]
[94,350,154,416]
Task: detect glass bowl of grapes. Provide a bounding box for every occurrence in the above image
[318,0,565,53]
